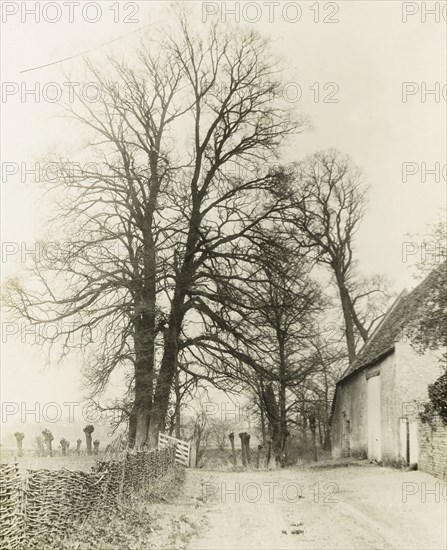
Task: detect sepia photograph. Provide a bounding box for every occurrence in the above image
[0,1,446,549]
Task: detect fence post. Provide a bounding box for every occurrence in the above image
[256,444,263,468]
[244,433,251,464]
[228,432,237,465]
[266,438,272,467]
[239,432,247,466]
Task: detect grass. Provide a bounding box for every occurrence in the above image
[198,446,334,471]
[42,466,201,550]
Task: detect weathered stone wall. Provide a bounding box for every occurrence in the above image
[332,343,443,463]
[331,373,367,459]
[395,342,443,417]
[332,352,396,460]
[418,416,447,481]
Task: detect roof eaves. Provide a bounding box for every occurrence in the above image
[337,345,396,385]
[337,290,408,382]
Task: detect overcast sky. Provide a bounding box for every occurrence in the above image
[1,1,445,430]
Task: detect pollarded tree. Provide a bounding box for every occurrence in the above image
[3,13,301,448]
[42,429,54,457]
[60,438,69,456]
[93,440,100,455]
[14,432,24,457]
[34,436,44,457]
[83,425,94,456]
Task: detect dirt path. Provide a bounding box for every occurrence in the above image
[182,464,446,550]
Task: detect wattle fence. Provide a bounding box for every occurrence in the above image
[0,446,176,549]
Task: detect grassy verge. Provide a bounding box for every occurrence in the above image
[40,466,203,550]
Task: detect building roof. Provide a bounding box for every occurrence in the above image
[337,261,446,384]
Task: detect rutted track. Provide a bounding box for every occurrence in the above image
[183,464,446,550]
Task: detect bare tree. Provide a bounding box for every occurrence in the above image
[3,16,301,449]
[184,237,324,466]
[289,150,392,362]
[145,21,301,446]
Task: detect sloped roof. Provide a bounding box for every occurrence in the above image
[338,261,446,384]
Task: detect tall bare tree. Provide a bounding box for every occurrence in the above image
[3,16,301,448]
[288,150,391,362]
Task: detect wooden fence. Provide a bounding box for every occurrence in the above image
[158,433,191,467]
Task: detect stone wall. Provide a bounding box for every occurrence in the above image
[331,352,397,460]
[332,343,444,464]
[418,415,447,481]
[395,342,444,416]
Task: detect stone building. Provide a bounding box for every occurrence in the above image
[331,265,445,467]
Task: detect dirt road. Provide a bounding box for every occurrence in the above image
[183,464,446,550]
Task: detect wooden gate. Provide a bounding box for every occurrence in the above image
[158,433,191,467]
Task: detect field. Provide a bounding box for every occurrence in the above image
[1,450,104,472]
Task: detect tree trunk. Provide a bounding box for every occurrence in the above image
[84,426,94,456]
[147,257,195,446]
[298,391,307,446]
[256,444,263,468]
[14,433,24,457]
[262,382,282,466]
[128,408,137,448]
[174,369,181,439]
[60,439,67,456]
[318,419,323,447]
[133,302,155,448]
[335,270,357,364]
[322,365,332,450]
[147,323,179,447]
[229,432,237,465]
[260,405,267,445]
[239,433,247,466]
[324,428,332,451]
[348,293,369,342]
[278,340,288,467]
[132,221,157,448]
[44,437,53,457]
[244,433,251,464]
[309,417,318,462]
[266,438,272,467]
